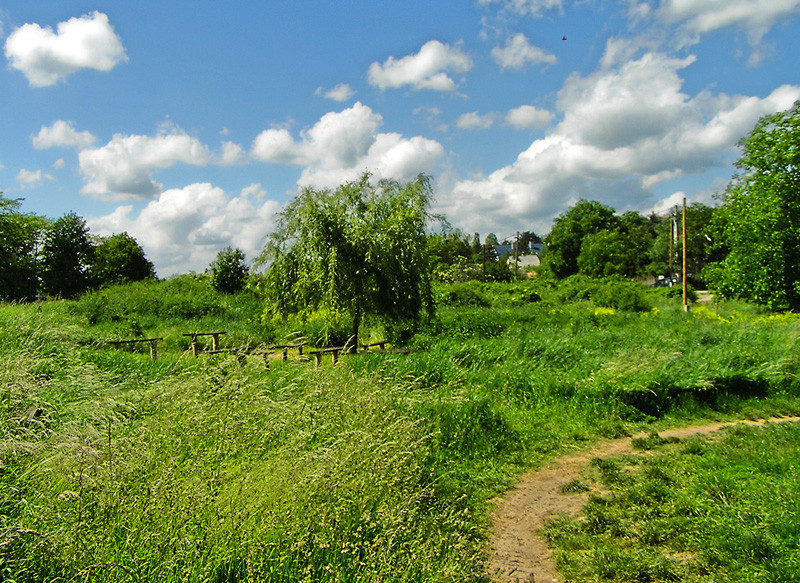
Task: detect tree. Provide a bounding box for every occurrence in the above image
[40,212,95,298]
[260,173,436,350]
[544,200,620,278]
[0,195,48,301]
[709,101,800,311]
[210,246,249,293]
[91,232,155,287]
[577,229,638,278]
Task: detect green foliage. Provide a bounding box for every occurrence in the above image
[91,232,155,286]
[0,195,48,301]
[210,246,249,294]
[710,100,800,311]
[436,282,491,308]
[577,229,638,278]
[544,200,620,278]
[40,212,95,299]
[592,279,651,312]
[260,173,436,349]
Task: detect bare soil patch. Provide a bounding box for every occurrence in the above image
[486,416,800,583]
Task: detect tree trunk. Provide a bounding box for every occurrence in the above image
[350,302,360,354]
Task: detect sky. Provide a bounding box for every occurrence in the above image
[2,0,800,276]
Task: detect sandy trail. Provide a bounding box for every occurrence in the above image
[486,416,800,583]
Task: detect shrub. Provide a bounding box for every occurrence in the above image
[593,280,651,312]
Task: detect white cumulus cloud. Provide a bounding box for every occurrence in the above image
[367,40,472,92]
[457,111,496,130]
[4,11,127,87]
[505,105,554,130]
[659,0,800,42]
[16,168,44,186]
[88,183,281,276]
[79,129,213,200]
[33,120,97,149]
[491,33,557,69]
[438,50,800,237]
[252,102,445,189]
[315,83,356,102]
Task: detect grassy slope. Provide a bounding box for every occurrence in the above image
[1,277,799,581]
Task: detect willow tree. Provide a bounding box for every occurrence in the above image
[260,173,436,350]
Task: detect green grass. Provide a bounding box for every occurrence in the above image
[545,421,800,582]
[1,277,799,581]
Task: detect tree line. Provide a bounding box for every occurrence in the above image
[0,203,155,300]
[3,99,798,327]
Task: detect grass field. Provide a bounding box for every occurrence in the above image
[545,421,800,582]
[2,276,799,581]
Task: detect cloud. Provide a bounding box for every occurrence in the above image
[491,33,557,69]
[33,120,97,149]
[457,111,496,130]
[439,51,800,237]
[16,168,43,186]
[252,102,445,189]
[367,40,472,92]
[4,11,127,87]
[315,83,356,102]
[478,0,564,17]
[220,141,247,165]
[53,158,65,170]
[505,105,554,129]
[87,183,281,276]
[658,0,800,43]
[78,129,213,199]
[16,168,54,188]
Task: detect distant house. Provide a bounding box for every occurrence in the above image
[494,244,513,259]
[507,254,541,270]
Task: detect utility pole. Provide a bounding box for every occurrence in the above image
[482,244,486,284]
[682,197,689,311]
[514,231,520,280]
[669,205,676,281]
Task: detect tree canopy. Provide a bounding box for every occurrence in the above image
[210,247,249,294]
[544,200,621,278]
[0,195,48,301]
[260,173,436,349]
[709,100,800,311]
[91,232,155,287]
[40,212,95,299]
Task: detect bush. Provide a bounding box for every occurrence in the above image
[593,280,651,312]
[436,282,490,307]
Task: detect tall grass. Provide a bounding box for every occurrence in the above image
[2,277,799,581]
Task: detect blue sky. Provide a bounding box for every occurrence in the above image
[2,0,800,276]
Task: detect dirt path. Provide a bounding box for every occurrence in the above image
[485,416,800,583]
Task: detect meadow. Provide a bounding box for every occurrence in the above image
[2,275,799,582]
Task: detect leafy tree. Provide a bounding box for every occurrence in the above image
[484,233,499,248]
[40,212,95,298]
[709,100,800,310]
[544,200,620,278]
[91,232,155,287]
[0,195,48,301]
[260,173,436,349]
[210,246,249,294]
[577,229,638,278]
